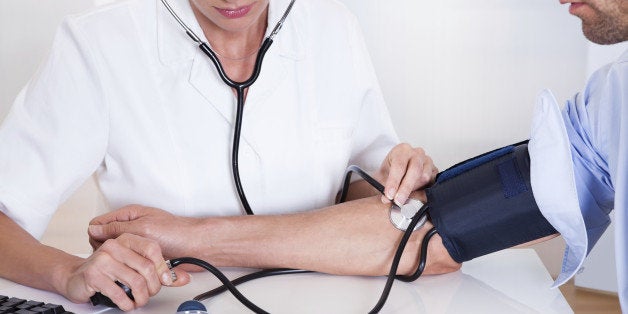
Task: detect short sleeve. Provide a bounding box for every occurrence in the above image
[0,18,109,238]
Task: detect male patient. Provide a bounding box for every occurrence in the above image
[530,0,628,310]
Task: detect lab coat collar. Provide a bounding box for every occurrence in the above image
[528,89,588,288]
[157,0,199,65]
[157,0,304,65]
[265,0,304,61]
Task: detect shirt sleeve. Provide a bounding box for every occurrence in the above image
[561,50,627,254]
[562,89,614,253]
[0,17,109,239]
[555,50,628,301]
[593,49,628,310]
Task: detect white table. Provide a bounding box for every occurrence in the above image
[0,249,572,313]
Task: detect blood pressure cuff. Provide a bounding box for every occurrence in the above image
[426,142,557,263]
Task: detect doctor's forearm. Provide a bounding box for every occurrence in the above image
[0,212,82,296]
[193,196,459,276]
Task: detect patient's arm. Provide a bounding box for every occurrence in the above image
[89,195,460,277]
[514,234,560,248]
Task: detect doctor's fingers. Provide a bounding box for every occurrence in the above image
[112,233,191,287]
[383,146,435,205]
[97,234,176,291]
[70,261,135,311]
[88,236,104,252]
[75,248,157,310]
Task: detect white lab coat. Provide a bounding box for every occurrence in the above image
[0,0,398,238]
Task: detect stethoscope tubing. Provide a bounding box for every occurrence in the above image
[197,39,273,89]
[196,39,274,215]
[160,0,293,215]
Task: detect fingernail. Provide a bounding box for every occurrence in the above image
[394,194,407,206]
[162,272,173,286]
[386,188,396,200]
[381,195,391,204]
[88,225,102,237]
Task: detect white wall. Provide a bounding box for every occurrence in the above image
[0,0,94,122]
[339,0,587,168]
[0,0,621,280]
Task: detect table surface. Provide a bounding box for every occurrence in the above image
[0,249,572,313]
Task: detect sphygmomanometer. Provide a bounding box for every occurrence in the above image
[342,140,557,265]
[91,140,557,313]
[426,140,557,263]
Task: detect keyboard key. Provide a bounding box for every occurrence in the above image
[27,307,55,314]
[0,296,73,314]
[0,305,16,313]
[3,298,26,310]
[20,300,45,309]
[41,303,67,314]
[6,297,27,304]
[17,301,45,311]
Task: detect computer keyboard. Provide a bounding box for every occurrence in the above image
[0,295,73,314]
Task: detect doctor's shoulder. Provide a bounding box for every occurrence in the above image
[55,0,157,42]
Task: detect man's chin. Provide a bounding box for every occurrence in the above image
[582,23,628,45]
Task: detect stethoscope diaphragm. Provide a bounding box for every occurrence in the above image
[389,199,426,231]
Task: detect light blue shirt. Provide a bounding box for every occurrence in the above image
[561,49,628,311]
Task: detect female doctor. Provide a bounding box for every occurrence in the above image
[0,0,458,310]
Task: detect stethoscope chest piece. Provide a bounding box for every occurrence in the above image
[389,199,426,231]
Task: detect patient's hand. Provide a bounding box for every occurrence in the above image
[89,205,202,260]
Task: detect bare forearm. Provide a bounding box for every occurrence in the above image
[0,212,80,295]
[192,196,458,276]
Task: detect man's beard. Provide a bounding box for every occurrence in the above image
[580,3,628,45]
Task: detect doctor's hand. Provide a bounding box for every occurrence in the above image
[64,233,189,311]
[376,143,437,206]
[89,205,201,261]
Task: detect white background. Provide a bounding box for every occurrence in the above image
[0,0,625,291]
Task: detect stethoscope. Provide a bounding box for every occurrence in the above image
[159,1,433,313]
[161,0,295,215]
